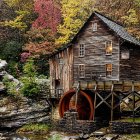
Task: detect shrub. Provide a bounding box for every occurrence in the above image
[20,76,40,97]
[3,58,50,98]
[2,76,21,96]
[17,123,51,134]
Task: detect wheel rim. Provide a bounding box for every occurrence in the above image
[59,89,94,120]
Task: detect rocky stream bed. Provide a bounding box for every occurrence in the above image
[0,93,50,130]
[0,130,139,140]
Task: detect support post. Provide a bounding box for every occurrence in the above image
[132,81,135,122]
[93,82,97,121]
[111,82,114,122]
[75,81,80,110]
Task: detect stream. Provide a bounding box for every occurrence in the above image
[0,131,80,140]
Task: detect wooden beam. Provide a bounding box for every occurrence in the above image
[75,81,80,110]
[93,83,97,121]
[113,92,133,110]
[96,92,112,109]
[111,83,114,122]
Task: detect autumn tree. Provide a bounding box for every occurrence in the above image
[32,0,61,33]
[3,0,35,31]
[95,0,134,21]
[24,28,56,56]
[22,0,61,56]
[56,0,95,45]
[20,0,61,75]
[0,0,35,77]
[20,28,55,75]
[0,1,16,41]
[95,0,140,39]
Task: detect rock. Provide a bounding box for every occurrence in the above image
[0,94,50,130]
[5,74,14,80]
[0,107,7,112]
[79,133,84,138]
[79,133,90,139]
[105,137,113,140]
[83,134,90,139]
[0,59,51,130]
[93,131,105,137]
[87,138,95,140]
[0,60,7,69]
[0,82,5,91]
[98,134,119,140]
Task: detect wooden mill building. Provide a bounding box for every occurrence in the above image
[49,11,140,121]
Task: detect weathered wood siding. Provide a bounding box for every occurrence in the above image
[49,47,73,93]
[120,42,140,81]
[73,15,120,82]
[49,14,140,93]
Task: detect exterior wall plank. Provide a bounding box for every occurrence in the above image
[73,16,120,82]
[49,14,140,94]
[49,47,73,92]
[120,43,140,81]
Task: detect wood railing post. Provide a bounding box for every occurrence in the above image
[132,81,135,122]
[93,82,97,121]
[75,81,80,110]
[111,81,114,122]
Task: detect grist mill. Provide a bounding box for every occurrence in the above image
[48,11,140,133]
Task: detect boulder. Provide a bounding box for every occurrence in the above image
[0,59,51,130]
[0,94,50,130]
[0,60,7,70]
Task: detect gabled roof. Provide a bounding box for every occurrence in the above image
[50,11,140,57]
[95,12,140,46]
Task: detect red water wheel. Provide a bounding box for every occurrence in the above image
[59,89,94,120]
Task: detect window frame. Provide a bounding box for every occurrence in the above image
[106,64,112,77]
[92,23,97,32]
[105,41,113,55]
[79,44,85,57]
[78,64,85,78]
[121,50,130,60]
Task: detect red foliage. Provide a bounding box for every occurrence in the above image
[25,41,55,56]
[20,52,31,62]
[32,0,61,33]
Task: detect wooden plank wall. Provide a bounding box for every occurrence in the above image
[49,47,74,93]
[120,42,140,81]
[73,15,120,82]
[49,14,140,94]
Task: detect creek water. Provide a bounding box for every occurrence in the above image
[0,131,80,140]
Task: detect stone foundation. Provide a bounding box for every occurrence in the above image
[110,122,140,134]
[57,110,101,134]
[51,104,60,120]
[56,111,140,134]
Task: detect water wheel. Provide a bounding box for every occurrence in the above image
[59,89,94,120]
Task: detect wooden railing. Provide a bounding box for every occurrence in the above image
[73,81,140,92]
[47,89,64,99]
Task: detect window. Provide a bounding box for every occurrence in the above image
[106,64,112,77]
[105,41,112,55]
[78,64,85,78]
[79,44,85,57]
[93,23,97,31]
[59,58,63,64]
[121,51,130,59]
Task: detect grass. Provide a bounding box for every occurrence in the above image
[48,134,62,140]
[123,134,140,140]
[17,123,52,134]
[115,118,140,122]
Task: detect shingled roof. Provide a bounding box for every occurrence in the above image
[50,11,140,57]
[95,12,140,46]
